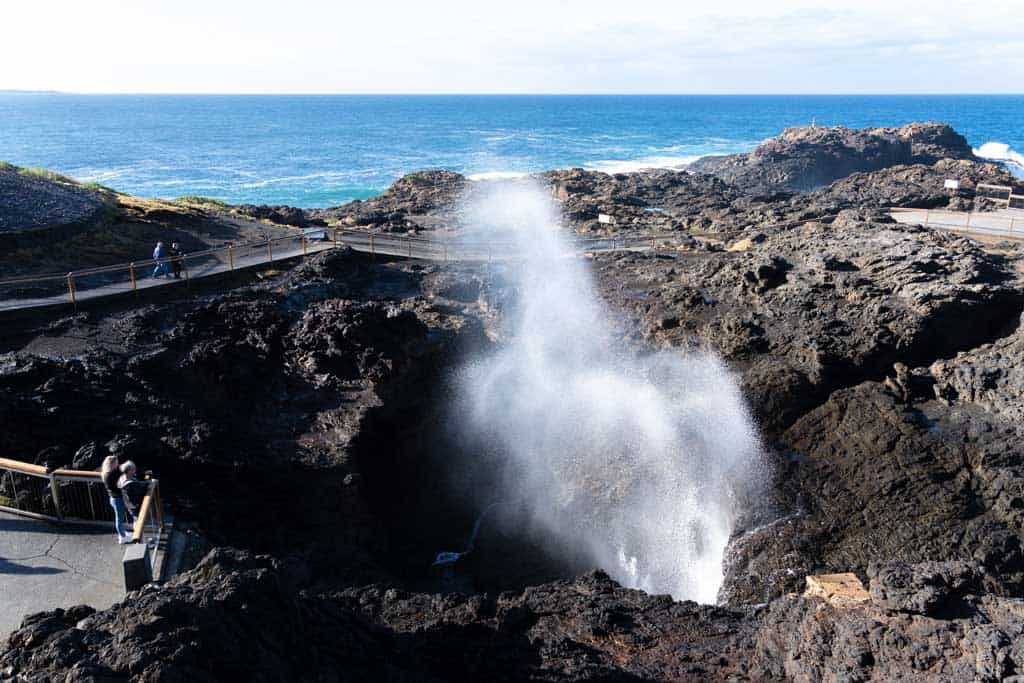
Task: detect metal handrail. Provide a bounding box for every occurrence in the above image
[0,228,690,287]
[130,480,164,543]
[0,456,163,538]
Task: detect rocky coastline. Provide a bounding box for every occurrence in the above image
[3,121,1024,681]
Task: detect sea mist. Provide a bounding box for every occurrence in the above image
[455,180,762,602]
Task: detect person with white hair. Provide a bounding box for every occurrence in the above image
[101,455,131,544]
[118,460,149,529]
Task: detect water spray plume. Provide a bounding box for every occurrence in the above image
[455,180,764,603]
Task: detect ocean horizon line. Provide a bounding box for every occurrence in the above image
[3,90,1023,97]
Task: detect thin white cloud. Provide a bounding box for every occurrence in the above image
[0,0,1020,92]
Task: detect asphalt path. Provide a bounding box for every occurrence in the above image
[0,511,125,640]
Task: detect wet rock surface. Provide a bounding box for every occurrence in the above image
[4,122,1024,680]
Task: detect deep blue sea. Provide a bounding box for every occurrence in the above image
[0,94,1021,208]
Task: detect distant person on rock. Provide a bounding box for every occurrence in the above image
[101,456,131,544]
[152,241,169,278]
[170,242,183,279]
[118,460,149,531]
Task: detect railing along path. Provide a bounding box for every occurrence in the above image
[890,206,1023,238]
[0,457,164,544]
[0,227,685,312]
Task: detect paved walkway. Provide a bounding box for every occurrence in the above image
[0,239,337,313]
[0,232,650,314]
[890,208,1024,239]
[0,511,125,640]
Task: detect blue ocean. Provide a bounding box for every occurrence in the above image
[0,94,1021,208]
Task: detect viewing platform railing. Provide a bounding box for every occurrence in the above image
[976,183,1024,210]
[890,206,1021,236]
[0,456,164,542]
[0,456,166,589]
[0,227,686,311]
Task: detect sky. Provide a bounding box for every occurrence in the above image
[2,0,1022,94]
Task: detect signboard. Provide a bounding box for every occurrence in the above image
[944,179,960,190]
[598,214,614,224]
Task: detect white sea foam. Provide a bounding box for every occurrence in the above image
[454,180,764,603]
[467,171,531,181]
[586,155,700,175]
[974,142,1024,178]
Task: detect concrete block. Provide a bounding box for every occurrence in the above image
[122,542,152,591]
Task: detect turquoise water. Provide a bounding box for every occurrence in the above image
[0,94,1021,208]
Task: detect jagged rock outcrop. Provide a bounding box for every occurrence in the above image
[233,203,325,227]
[753,560,1024,682]
[311,170,466,232]
[0,163,107,232]
[5,551,1024,682]
[0,248,489,562]
[689,122,976,193]
[594,217,1024,434]
[4,121,1024,681]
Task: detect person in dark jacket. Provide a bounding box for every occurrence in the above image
[170,242,183,279]
[101,456,131,544]
[118,460,150,527]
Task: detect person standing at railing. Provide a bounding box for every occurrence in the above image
[152,241,170,278]
[118,460,149,531]
[101,456,132,544]
[170,242,183,279]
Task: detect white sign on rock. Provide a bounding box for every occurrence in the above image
[598,213,614,224]
[944,179,960,190]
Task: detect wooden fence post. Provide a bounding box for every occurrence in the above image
[370,233,376,260]
[227,245,234,271]
[924,209,930,226]
[407,238,412,258]
[267,240,273,264]
[302,236,308,256]
[66,273,76,308]
[129,263,137,294]
[49,474,63,521]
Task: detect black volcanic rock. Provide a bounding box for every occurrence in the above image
[0,163,107,232]
[234,203,324,227]
[689,122,976,193]
[312,170,467,232]
[4,121,1024,681]
[7,552,1024,681]
[593,218,1023,436]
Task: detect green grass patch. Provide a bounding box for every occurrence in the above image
[401,172,429,185]
[175,195,229,209]
[0,161,18,173]
[83,181,116,193]
[17,166,80,185]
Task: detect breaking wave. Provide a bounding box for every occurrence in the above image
[974,142,1024,178]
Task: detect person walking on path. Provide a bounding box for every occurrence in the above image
[152,241,169,278]
[118,460,150,529]
[101,456,132,544]
[170,242,184,279]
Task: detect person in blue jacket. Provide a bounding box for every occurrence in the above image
[152,241,170,278]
